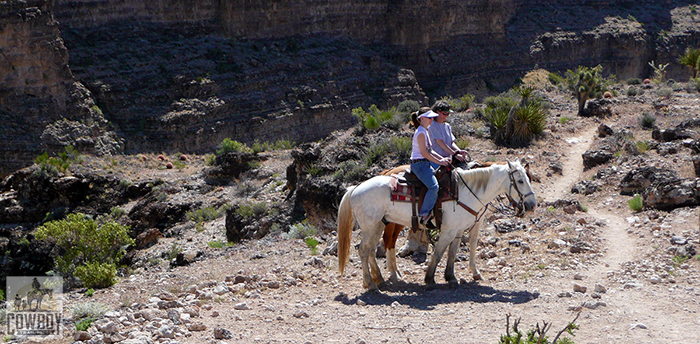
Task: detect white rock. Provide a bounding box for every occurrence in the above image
[233,302,251,310]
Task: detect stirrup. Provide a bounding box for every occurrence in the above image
[419,215,436,230]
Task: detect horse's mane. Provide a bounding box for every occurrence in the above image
[455,164,501,193]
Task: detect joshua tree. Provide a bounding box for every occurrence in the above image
[566,65,606,116]
[678,47,700,78]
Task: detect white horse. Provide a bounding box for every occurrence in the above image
[338,160,537,290]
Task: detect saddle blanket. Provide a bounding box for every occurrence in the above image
[389,174,414,202]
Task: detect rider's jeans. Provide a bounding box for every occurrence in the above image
[410,160,439,217]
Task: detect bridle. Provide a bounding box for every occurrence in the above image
[504,161,535,216]
[454,162,534,219]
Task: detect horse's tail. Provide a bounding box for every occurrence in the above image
[337,185,357,276]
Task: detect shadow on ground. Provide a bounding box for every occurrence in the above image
[334,281,538,310]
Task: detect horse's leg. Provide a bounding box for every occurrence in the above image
[398,229,429,257]
[444,236,461,286]
[468,221,483,281]
[360,222,385,290]
[383,223,403,283]
[424,231,454,285]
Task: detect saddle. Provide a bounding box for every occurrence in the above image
[390,166,458,233]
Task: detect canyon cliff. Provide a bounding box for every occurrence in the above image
[1,0,699,176]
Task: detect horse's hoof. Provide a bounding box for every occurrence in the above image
[473,273,483,281]
[448,280,459,289]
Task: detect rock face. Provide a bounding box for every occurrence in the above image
[1,0,700,176]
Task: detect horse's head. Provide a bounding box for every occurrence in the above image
[506,160,537,214]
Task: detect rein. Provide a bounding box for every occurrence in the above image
[454,162,532,219]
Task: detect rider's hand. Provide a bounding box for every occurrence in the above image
[440,157,451,166]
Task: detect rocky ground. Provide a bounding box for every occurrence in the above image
[4,79,700,344]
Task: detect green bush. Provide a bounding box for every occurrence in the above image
[75,317,94,331]
[236,202,267,219]
[500,314,578,344]
[396,100,419,114]
[216,138,252,156]
[35,213,134,288]
[332,161,367,183]
[441,94,475,112]
[305,237,319,255]
[75,262,117,289]
[628,194,643,212]
[286,221,317,240]
[638,113,656,129]
[187,204,230,223]
[678,47,700,78]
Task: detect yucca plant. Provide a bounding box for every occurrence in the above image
[565,65,608,116]
[678,47,700,78]
[511,102,547,144]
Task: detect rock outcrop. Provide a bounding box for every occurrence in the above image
[1,0,700,176]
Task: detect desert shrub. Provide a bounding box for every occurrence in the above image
[511,102,547,144]
[332,161,367,183]
[626,87,638,97]
[678,47,700,78]
[396,100,420,114]
[74,261,117,289]
[638,112,657,129]
[386,136,412,161]
[628,194,643,212]
[655,86,673,99]
[171,160,186,170]
[187,204,230,223]
[236,180,257,197]
[441,94,475,112]
[35,213,134,288]
[286,220,317,240]
[217,138,252,155]
[353,105,403,131]
[75,317,94,331]
[636,141,651,153]
[485,86,546,145]
[648,61,669,85]
[484,92,518,138]
[565,65,610,116]
[627,78,642,85]
[204,153,216,166]
[207,240,228,249]
[0,289,4,301]
[305,237,320,255]
[236,202,267,219]
[71,301,110,319]
[547,72,566,86]
[500,313,579,344]
[34,145,82,175]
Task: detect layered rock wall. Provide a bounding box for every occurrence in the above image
[0,0,74,175]
[2,0,700,176]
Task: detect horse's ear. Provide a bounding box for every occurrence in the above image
[520,157,527,166]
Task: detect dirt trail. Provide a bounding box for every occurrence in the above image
[544,127,638,272]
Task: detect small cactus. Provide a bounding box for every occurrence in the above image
[165,162,174,169]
